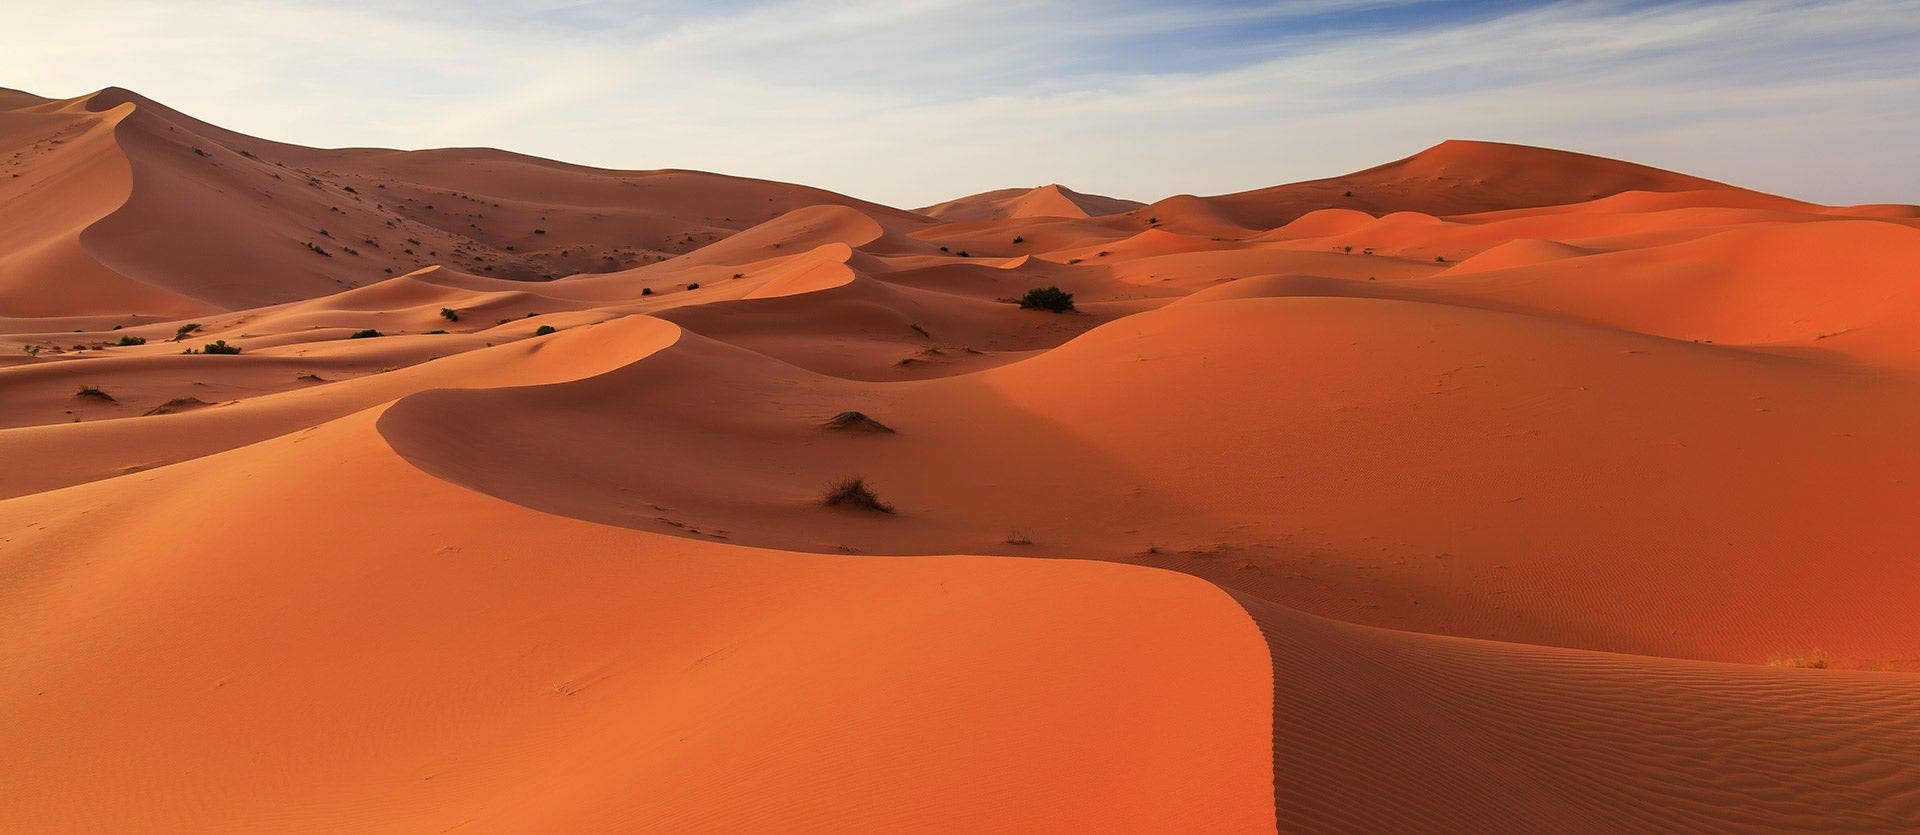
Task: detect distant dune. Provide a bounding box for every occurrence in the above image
[5,86,1919,831]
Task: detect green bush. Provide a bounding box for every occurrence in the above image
[117,335,147,346]
[1018,286,1075,313]
[174,323,201,341]
[534,325,557,336]
[202,340,241,355]
[439,307,460,322]
[349,329,383,339]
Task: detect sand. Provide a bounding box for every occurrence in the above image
[5,85,1919,830]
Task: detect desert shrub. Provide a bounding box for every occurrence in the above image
[349,329,383,339]
[1066,258,1082,264]
[75,386,115,402]
[641,287,654,296]
[201,340,241,355]
[534,325,558,336]
[439,307,460,322]
[174,323,201,341]
[822,476,893,513]
[956,251,971,258]
[1767,650,1831,669]
[117,335,147,346]
[424,329,448,335]
[686,283,700,290]
[533,228,547,234]
[1434,255,1447,263]
[1018,285,1075,313]
[821,410,895,433]
[1147,217,1159,224]
[1012,236,1025,244]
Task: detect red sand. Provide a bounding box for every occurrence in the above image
[5,86,1919,830]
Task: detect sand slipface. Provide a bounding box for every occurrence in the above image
[4,85,1920,830]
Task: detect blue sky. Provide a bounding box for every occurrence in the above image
[5,0,1916,207]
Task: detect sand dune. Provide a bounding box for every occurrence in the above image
[5,86,1919,829]
[918,183,1145,221]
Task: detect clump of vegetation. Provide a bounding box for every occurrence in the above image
[349,329,383,339]
[822,476,894,513]
[1096,250,1111,257]
[821,411,895,434]
[22,345,41,356]
[1018,285,1075,313]
[1147,217,1159,224]
[423,329,448,335]
[116,335,147,346]
[1434,255,1447,263]
[908,322,930,339]
[1066,258,1083,264]
[955,250,971,258]
[439,307,460,322]
[641,287,654,296]
[75,386,115,402]
[686,282,700,290]
[1005,529,1033,545]
[173,323,202,341]
[303,241,332,257]
[534,324,558,336]
[1012,236,1025,244]
[1767,650,1831,669]
[201,340,241,355]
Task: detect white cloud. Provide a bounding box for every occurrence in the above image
[2,0,1914,206]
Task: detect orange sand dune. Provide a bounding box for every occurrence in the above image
[5,86,1919,829]
[1145,139,1743,233]
[918,183,1145,221]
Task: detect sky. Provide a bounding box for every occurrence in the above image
[4,0,1917,207]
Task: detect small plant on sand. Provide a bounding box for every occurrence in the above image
[821,410,895,434]
[1767,650,1831,669]
[116,335,146,346]
[423,329,448,335]
[686,282,700,290]
[641,287,654,296]
[534,324,558,336]
[75,386,115,402]
[1012,235,1025,244]
[955,250,971,258]
[822,476,894,513]
[1004,528,1033,545]
[174,323,201,341]
[22,345,41,356]
[908,322,931,339]
[201,340,241,355]
[349,329,383,339]
[439,307,460,322]
[1434,255,1447,263]
[1018,285,1075,313]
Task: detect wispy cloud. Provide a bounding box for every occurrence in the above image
[3,0,1915,206]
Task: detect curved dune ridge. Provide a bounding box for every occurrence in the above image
[5,86,1920,830]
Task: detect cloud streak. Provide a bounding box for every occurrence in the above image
[3,0,1915,206]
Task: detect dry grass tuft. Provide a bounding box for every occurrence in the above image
[822,477,893,514]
